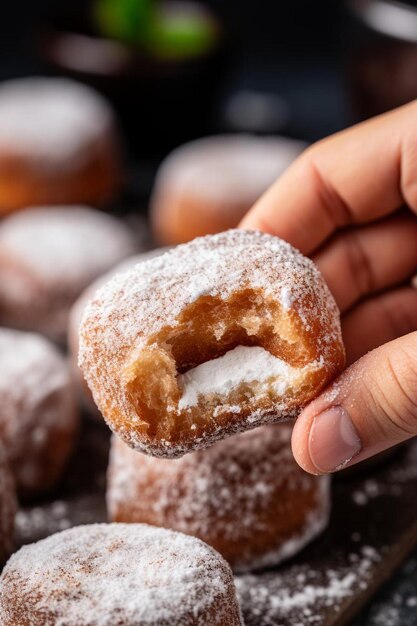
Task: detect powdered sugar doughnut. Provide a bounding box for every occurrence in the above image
[151,134,306,244]
[0,446,16,565]
[79,229,345,458]
[0,329,78,498]
[0,77,122,214]
[0,523,243,626]
[0,206,138,341]
[69,248,170,414]
[108,424,330,572]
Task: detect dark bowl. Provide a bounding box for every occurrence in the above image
[38,2,227,157]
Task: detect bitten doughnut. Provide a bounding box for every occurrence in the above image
[108,423,330,572]
[0,523,243,626]
[79,230,345,457]
[151,134,306,244]
[69,248,170,413]
[0,446,16,566]
[0,328,78,498]
[0,206,138,341]
[0,77,122,214]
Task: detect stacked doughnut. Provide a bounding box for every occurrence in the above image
[108,424,330,572]
[0,77,122,215]
[151,134,306,244]
[80,229,345,572]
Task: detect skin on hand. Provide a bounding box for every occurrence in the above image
[240,100,417,474]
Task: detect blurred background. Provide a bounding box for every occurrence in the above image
[0,0,347,161]
[2,0,417,205]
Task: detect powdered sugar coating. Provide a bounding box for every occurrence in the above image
[0,328,78,496]
[0,77,116,172]
[153,134,305,208]
[0,445,16,565]
[0,523,243,626]
[107,424,330,573]
[0,206,138,340]
[79,229,344,456]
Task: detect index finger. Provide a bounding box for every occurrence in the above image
[240,99,417,254]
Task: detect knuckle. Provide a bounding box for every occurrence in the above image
[343,232,376,296]
[380,293,417,340]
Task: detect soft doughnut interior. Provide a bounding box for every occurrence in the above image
[122,289,324,441]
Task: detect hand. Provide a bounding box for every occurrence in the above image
[240,101,417,474]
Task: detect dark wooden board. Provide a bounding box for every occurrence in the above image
[13,419,417,626]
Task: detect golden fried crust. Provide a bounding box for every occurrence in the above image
[107,424,330,572]
[0,77,123,215]
[80,230,345,458]
[0,148,121,216]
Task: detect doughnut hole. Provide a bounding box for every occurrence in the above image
[123,290,330,445]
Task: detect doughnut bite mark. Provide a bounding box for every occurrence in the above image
[68,248,171,415]
[0,446,16,566]
[0,523,243,626]
[79,229,345,458]
[151,134,306,245]
[0,329,78,498]
[108,424,330,572]
[0,77,122,215]
[0,206,138,341]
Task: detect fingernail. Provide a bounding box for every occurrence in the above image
[308,406,362,472]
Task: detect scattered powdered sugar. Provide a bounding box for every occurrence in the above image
[236,545,381,626]
[0,523,243,626]
[350,442,417,506]
[153,134,306,208]
[351,555,417,626]
[15,501,71,542]
[79,229,343,454]
[107,424,330,573]
[177,345,317,409]
[0,77,116,171]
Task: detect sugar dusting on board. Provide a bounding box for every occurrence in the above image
[236,545,381,626]
[10,420,417,626]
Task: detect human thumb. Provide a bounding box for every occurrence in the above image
[292,332,417,474]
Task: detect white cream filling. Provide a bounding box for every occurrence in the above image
[177,345,308,410]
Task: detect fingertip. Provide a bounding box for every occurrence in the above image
[291,408,321,475]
